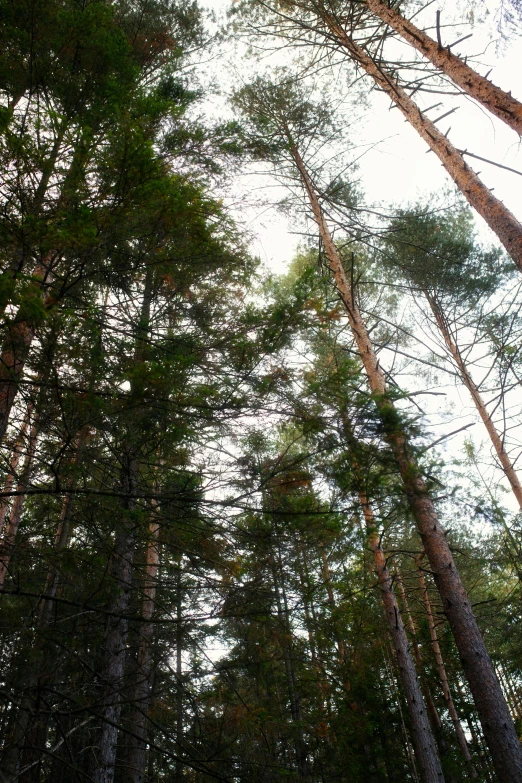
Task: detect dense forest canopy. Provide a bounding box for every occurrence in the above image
[0,1,522,782]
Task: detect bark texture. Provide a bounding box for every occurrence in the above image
[341,412,443,780]
[291,144,522,783]
[364,0,522,136]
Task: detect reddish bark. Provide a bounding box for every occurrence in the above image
[364,0,522,136]
[321,16,522,273]
[0,259,54,444]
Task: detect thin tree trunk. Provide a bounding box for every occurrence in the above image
[175,567,184,783]
[416,556,477,778]
[290,143,522,783]
[0,402,33,535]
[396,574,446,743]
[92,266,155,783]
[0,129,95,442]
[383,643,420,783]
[0,413,39,589]
[426,294,522,508]
[13,427,91,783]
[319,14,522,273]
[37,426,90,627]
[271,548,307,777]
[92,454,137,783]
[127,505,161,783]
[359,494,444,781]
[339,408,443,781]
[318,545,347,662]
[364,0,522,135]
[496,664,522,723]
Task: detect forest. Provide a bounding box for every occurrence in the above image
[0,0,522,782]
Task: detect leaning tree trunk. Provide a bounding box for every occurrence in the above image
[363,0,522,135]
[426,293,522,509]
[319,13,522,273]
[364,496,444,782]
[340,411,444,783]
[383,643,421,782]
[290,143,522,783]
[396,574,445,744]
[416,555,477,778]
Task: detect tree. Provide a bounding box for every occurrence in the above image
[233,74,522,783]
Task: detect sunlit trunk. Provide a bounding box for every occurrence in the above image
[364,0,522,135]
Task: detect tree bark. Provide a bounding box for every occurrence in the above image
[416,556,477,778]
[396,573,450,756]
[0,402,33,535]
[364,0,522,136]
[426,294,522,509]
[92,454,137,783]
[383,643,421,783]
[0,412,39,589]
[341,423,444,782]
[320,14,522,273]
[290,143,522,783]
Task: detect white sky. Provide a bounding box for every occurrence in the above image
[201,0,522,271]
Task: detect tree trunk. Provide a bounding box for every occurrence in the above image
[0,402,33,535]
[175,567,184,783]
[0,412,39,589]
[92,454,137,783]
[339,408,443,780]
[359,494,444,781]
[416,556,477,778]
[364,0,522,136]
[1,121,67,310]
[383,643,420,783]
[271,547,307,777]
[426,294,522,509]
[0,257,55,444]
[290,143,522,783]
[127,506,161,783]
[36,426,90,627]
[319,14,522,273]
[396,574,445,742]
